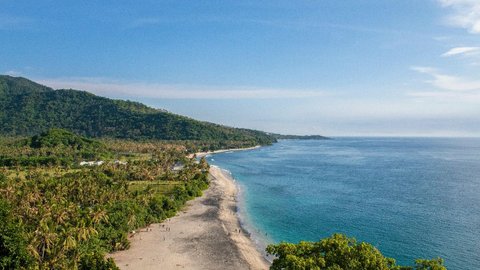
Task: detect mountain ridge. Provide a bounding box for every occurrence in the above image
[0,75,276,145]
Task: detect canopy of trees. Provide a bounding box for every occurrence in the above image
[266,234,447,270]
[29,128,103,149]
[0,132,210,269]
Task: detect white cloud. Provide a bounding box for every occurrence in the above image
[36,77,328,99]
[0,14,32,30]
[407,91,480,103]
[442,46,480,57]
[411,66,480,91]
[438,0,480,33]
[4,70,23,76]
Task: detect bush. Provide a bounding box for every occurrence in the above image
[267,234,447,270]
[79,253,119,270]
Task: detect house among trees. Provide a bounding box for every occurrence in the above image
[172,162,184,171]
[79,160,104,166]
[114,160,127,165]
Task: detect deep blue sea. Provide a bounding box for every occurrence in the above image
[207,138,480,270]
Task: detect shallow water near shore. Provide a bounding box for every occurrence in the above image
[207,138,480,270]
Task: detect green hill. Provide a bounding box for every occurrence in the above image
[29,128,103,149]
[0,75,276,145]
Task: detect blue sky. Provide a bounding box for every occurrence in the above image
[1,0,480,136]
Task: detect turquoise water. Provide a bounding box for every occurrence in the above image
[207,138,480,270]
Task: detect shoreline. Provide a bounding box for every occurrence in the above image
[109,164,270,270]
[188,145,261,159]
[210,165,271,269]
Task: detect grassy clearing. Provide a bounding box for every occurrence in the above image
[128,180,184,195]
[2,167,82,179]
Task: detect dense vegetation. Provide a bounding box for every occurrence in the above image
[0,75,276,147]
[0,130,210,269]
[266,234,446,270]
[29,128,103,150]
[0,129,110,167]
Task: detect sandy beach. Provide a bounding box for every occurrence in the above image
[110,165,270,270]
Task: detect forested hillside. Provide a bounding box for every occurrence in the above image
[0,75,275,146]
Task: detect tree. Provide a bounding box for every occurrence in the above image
[199,157,209,171]
[0,199,32,269]
[266,234,446,270]
[414,258,446,270]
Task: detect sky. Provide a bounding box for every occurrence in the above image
[1,0,480,136]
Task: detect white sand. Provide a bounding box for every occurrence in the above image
[109,166,270,270]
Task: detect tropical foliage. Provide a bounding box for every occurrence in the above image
[0,129,109,167]
[266,234,447,270]
[29,128,103,150]
[0,131,209,269]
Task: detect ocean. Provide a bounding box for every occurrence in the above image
[207,138,480,270]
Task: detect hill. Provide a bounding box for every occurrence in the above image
[29,128,103,149]
[0,75,276,146]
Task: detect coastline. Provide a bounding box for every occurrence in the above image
[210,165,271,269]
[188,145,261,159]
[109,164,270,269]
